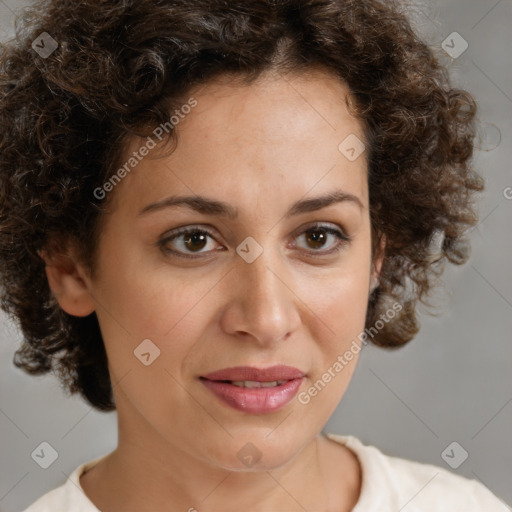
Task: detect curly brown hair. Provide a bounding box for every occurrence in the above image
[0,0,483,411]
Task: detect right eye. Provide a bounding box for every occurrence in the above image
[158,226,224,259]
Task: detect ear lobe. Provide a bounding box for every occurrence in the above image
[39,248,96,317]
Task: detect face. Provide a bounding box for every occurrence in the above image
[74,69,383,471]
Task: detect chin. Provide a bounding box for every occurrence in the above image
[204,435,302,473]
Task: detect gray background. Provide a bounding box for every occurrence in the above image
[0,0,511,510]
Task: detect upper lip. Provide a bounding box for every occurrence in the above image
[201,365,305,382]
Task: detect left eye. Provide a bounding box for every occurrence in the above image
[158,223,350,259]
[294,224,350,254]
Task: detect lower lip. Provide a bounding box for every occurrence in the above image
[200,377,304,414]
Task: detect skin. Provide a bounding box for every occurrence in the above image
[43,68,385,512]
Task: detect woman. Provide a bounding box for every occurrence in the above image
[0,0,507,510]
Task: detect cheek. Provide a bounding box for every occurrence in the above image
[305,261,371,344]
[93,272,204,419]
[297,277,366,415]
[93,236,192,337]
[330,274,370,340]
[298,255,370,398]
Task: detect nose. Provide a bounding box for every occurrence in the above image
[219,248,301,347]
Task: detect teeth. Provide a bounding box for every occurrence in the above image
[230,380,287,388]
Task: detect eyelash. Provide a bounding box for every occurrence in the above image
[157,223,352,261]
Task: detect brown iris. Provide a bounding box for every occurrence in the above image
[304,228,328,250]
[183,232,208,252]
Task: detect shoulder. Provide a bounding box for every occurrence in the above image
[22,483,68,512]
[325,433,510,512]
[21,455,107,512]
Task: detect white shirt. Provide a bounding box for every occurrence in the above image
[22,433,510,511]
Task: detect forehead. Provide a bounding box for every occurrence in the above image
[177,68,364,151]
[110,68,368,216]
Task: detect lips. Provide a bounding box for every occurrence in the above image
[199,365,306,414]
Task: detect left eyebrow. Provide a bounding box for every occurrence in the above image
[137,189,364,219]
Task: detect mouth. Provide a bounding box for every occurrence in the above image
[199,367,305,414]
